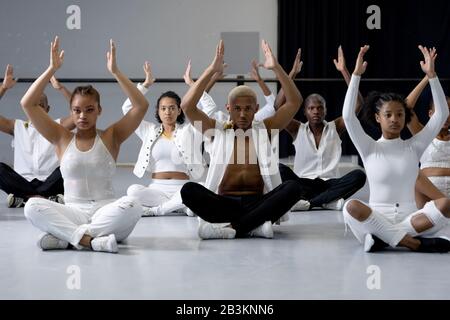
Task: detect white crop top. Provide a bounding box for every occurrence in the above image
[61,134,116,203]
[150,136,188,174]
[420,138,450,169]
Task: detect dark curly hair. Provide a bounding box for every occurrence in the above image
[155,91,185,124]
[360,91,412,128]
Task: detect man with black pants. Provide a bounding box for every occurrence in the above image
[0,65,74,207]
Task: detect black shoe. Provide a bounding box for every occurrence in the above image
[415,237,450,253]
[364,234,389,252]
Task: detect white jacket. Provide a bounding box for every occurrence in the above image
[204,119,289,221]
[121,83,217,180]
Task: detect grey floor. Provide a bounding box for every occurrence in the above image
[1,167,450,300]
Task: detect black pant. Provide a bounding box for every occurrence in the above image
[0,162,64,200]
[278,163,366,208]
[181,180,305,237]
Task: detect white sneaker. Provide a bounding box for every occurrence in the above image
[291,199,311,211]
[248,221,273,238]
[142,206,161,217]
[90,234,118,253]
[198,222,236,240]
[322,198,345,210]
[37,233,69,250]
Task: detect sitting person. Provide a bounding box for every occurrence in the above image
[0,64,74,207]
[404,73,450,199]
[22,37,147,253]
[123,61,219,216]
[342,44,450,253]
[279,46,366,211]
[180,40,306,239]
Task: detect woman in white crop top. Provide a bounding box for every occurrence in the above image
[122,62,212,217]
[21,37,149,253]
[342,45,450,253]
[406,80,450,199]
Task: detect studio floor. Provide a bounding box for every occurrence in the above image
[0,167,449,300]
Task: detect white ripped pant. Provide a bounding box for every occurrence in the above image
[343,200,450,247]
[24,196,142,249]
[127,179,188,215]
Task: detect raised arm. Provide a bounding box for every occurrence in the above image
[50,76,71,102]
[180,41,225,134]
[267,48,302,136]
[406,75,429,135]
[342,45,374,157]
[333,45,364,134]
[120,61,154,139]
[105,40,149,146]
[49,76,75,131]
[251,59,277,121]
[0,65,17,135]
[412,46,449,155]
[274,48,303,111]
[262,41,301,130]
[20,36,71,148]
[251,59,272,96]
[183,60,219,117]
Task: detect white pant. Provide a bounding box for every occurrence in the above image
[343,200,450,247]
[24,196,142,249]
[428,176,450,197]
[127,179,188,215]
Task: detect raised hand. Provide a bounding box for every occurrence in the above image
[260,40,278,70]
[106,39,118,75]
[289,48,303,78]
[50,36,64,71]
[209,40,225,73]
[250,59,262,81]
[2,65,17,90]
[418,45,437,78]
[333,45,346,72]
[142,61,155,87]
[211,62,227,81]
[353,45,369,76]
[184,59,194,86]
[50,76,63,90]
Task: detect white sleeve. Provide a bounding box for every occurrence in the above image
[342,75,374,158]
[254,93,276,121]
[196,91,218,117]
[411,77,449,156]
[120,83,151,140]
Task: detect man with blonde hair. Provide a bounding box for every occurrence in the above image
[180,40,307,240]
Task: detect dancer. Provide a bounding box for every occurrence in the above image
[342,45,450,253]
[180,40,305,240]
[404,75,450,199]
[22,37,148,253]
[123,61,218,216]
[279,46,366,211]
[0,65,74,207]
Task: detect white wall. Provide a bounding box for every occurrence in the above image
[0,0,278,164]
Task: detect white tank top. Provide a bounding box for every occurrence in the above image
[61,134,116,203]
[420,138,450,169]
[151,136,188,173]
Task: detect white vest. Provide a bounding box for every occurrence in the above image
[293,121,342,179]
[12,119,60,181]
